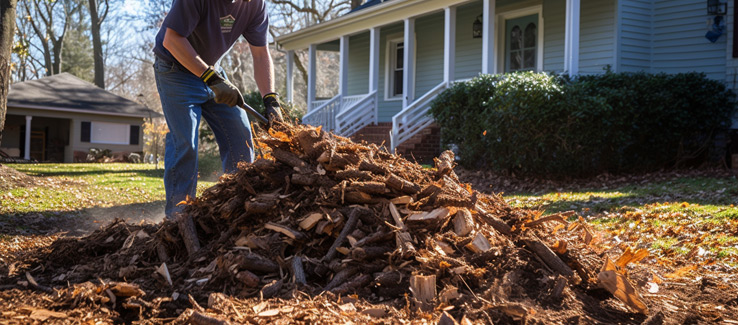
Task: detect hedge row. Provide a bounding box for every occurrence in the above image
[429,71,736,177]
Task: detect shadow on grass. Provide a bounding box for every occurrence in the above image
[19,168,165,178]
[0,200,165,237]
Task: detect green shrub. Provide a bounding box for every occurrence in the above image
[430,71,736,177]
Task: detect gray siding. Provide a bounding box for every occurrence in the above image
[726,0,738,128]
[579,0,617,73]
[347,32,370,96]
[454,2,483,80]
[651,0,726,80]
[378,23,405,123]
[543,0,566,71]
[415,12,445,96]
[619,0,652,72]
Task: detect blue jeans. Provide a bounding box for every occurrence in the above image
[153,57,254,218]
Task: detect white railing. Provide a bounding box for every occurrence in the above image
[341,95,365,111]
[336,91,377,136]
[311,99,330,112]
[390,81,449,152]
[303,95,341,131]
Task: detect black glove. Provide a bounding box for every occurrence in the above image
[201,66,244,108]
[262,93,285,124]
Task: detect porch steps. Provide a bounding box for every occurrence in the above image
[349,123,441,163]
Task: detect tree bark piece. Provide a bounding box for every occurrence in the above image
[176,213,201,256]
[331,273,371,295]
[324,267,358,291]
[298,213,323,230]
[351,246,392,261]
[271,148,308,169]
[323,208,362,262]
[551,275,567,299]
[260,279,283,299]
[234,253,280,274]
[474,205,512,236]
[348,181,387,195]
[264,222,307,241]
[292,256,306,285]
[434,150,457,181]
[385,173,420,194]
[335,169,373,181]
[389,202,416,256]
[189,311,231,325]
[409,274,436,305]
[524,239,574,277]
[465,232,492,253]
[453,208,474,236]
[291,173,316,186]
[359,160,388,175]
[236,270,259,287]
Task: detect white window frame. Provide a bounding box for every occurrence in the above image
[385,35,405,101]
[90,121,130,145]
[495,5,544,73]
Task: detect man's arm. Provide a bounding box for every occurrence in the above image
[162,28,208,77]
[250,44,275,96]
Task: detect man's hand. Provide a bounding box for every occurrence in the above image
[262,93,285,125]
[201,67,244,108]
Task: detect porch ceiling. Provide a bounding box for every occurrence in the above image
[275,0,475,51]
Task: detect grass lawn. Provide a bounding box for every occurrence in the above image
[505,172,738,268]
[0,163,216,218]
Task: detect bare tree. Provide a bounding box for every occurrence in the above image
[0,0,18,145]
[20,0,83,76]
[88,0,109,88]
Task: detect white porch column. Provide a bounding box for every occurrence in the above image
[564,0,580,75]
[403,18,416,108]
[369,27,380,123]
[307,44,317,111]
[339,35,349,100]
[286,50,294,103]
[482,0,496,74]
[24,116,32,160]
[444,6,457,83]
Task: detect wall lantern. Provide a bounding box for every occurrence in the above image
[707,0,727,15]
[473,15,483,38]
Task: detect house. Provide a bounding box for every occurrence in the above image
[276,0,738,160]
[1,73,158,163]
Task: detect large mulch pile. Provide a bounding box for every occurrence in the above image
[1,122,737,324]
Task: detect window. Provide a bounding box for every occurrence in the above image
[80,121,134,145]
[505,14,538,72]
[387,40,404,99]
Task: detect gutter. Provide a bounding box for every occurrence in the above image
[8,103,156,119]
[275,0,473,50]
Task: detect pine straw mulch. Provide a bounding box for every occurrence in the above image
[1,122,737,324]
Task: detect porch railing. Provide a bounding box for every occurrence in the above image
[390,81,449,152]
[311,99,329,112]
[336,91,377,136]
[303,95,341,131]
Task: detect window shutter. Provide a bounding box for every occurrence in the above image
[130,125,140,145]
[81,121,91,142]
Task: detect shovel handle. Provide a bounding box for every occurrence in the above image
[238,102,269,126]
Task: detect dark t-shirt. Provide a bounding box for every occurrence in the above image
[153,0,269,66]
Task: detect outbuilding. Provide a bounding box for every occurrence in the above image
[1,73,158,162]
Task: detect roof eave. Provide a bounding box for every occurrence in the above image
[7,103,156,118]
[276,0,474,51]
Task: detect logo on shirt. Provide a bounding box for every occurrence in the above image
[220,15,236,33]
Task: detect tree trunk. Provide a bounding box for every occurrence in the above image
[88,0,104,88]
[351,0,363,9]
[0,0,18,145]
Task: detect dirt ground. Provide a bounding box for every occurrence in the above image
[1,125,738,324]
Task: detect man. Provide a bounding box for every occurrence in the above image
[153,0,283,219]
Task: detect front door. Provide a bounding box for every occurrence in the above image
[505,14,538,72]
